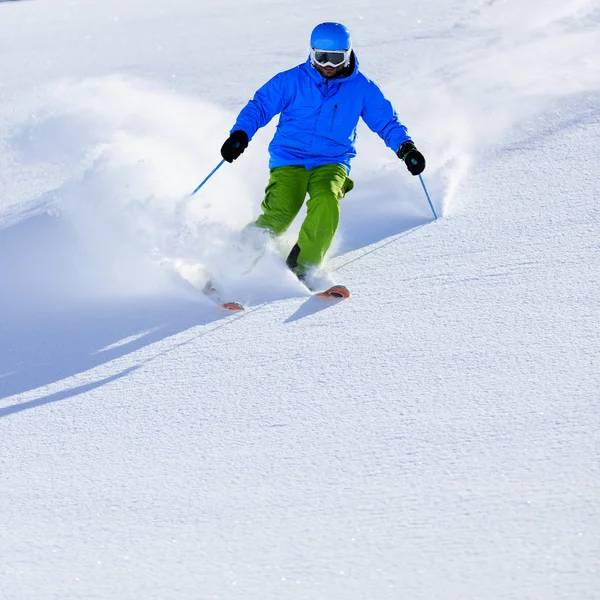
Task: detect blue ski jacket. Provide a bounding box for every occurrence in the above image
[231,54,412,172]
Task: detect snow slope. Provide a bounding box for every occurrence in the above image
[1,1,599,599]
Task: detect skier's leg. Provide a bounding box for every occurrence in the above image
[287,164,353,274]
[254,166,309,235]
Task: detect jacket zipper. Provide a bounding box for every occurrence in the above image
[329,104,339,132]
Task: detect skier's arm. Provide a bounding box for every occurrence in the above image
[361,79,426,175]
[360,79,411,153]
[231,72,289,140]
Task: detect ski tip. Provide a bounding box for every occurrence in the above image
[202,281,217,295]
[221,301,245,311]
[315,285,350,300]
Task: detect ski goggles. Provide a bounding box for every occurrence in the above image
[311,48,351,67]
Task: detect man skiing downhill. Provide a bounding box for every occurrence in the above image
[220,22,426,286]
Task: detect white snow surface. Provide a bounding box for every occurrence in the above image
[1,1,599,599]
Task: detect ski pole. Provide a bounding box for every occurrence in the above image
[191,159,225,196]
[418,174,438,220]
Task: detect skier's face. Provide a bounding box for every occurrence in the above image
[314,63,345,79]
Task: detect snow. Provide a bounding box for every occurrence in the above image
[1,1,599,599]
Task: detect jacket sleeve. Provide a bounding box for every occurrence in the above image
[230,71,289,141]
[360,79,412,153]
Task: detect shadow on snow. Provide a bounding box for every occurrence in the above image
[0,213,225,404]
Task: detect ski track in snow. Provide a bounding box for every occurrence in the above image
[1,1,599,599]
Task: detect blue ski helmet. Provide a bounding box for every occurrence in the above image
[310,22,352,51]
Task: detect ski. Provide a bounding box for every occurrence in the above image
[314,284,350,300]
[202,279,347,310]
[202,281,245,311]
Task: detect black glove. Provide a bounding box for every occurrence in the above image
[398,141,426,176]
[220,130,249,163]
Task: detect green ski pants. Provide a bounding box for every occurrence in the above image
[254,164,354,272]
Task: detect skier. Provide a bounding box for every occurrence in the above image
[220,22,426,286]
